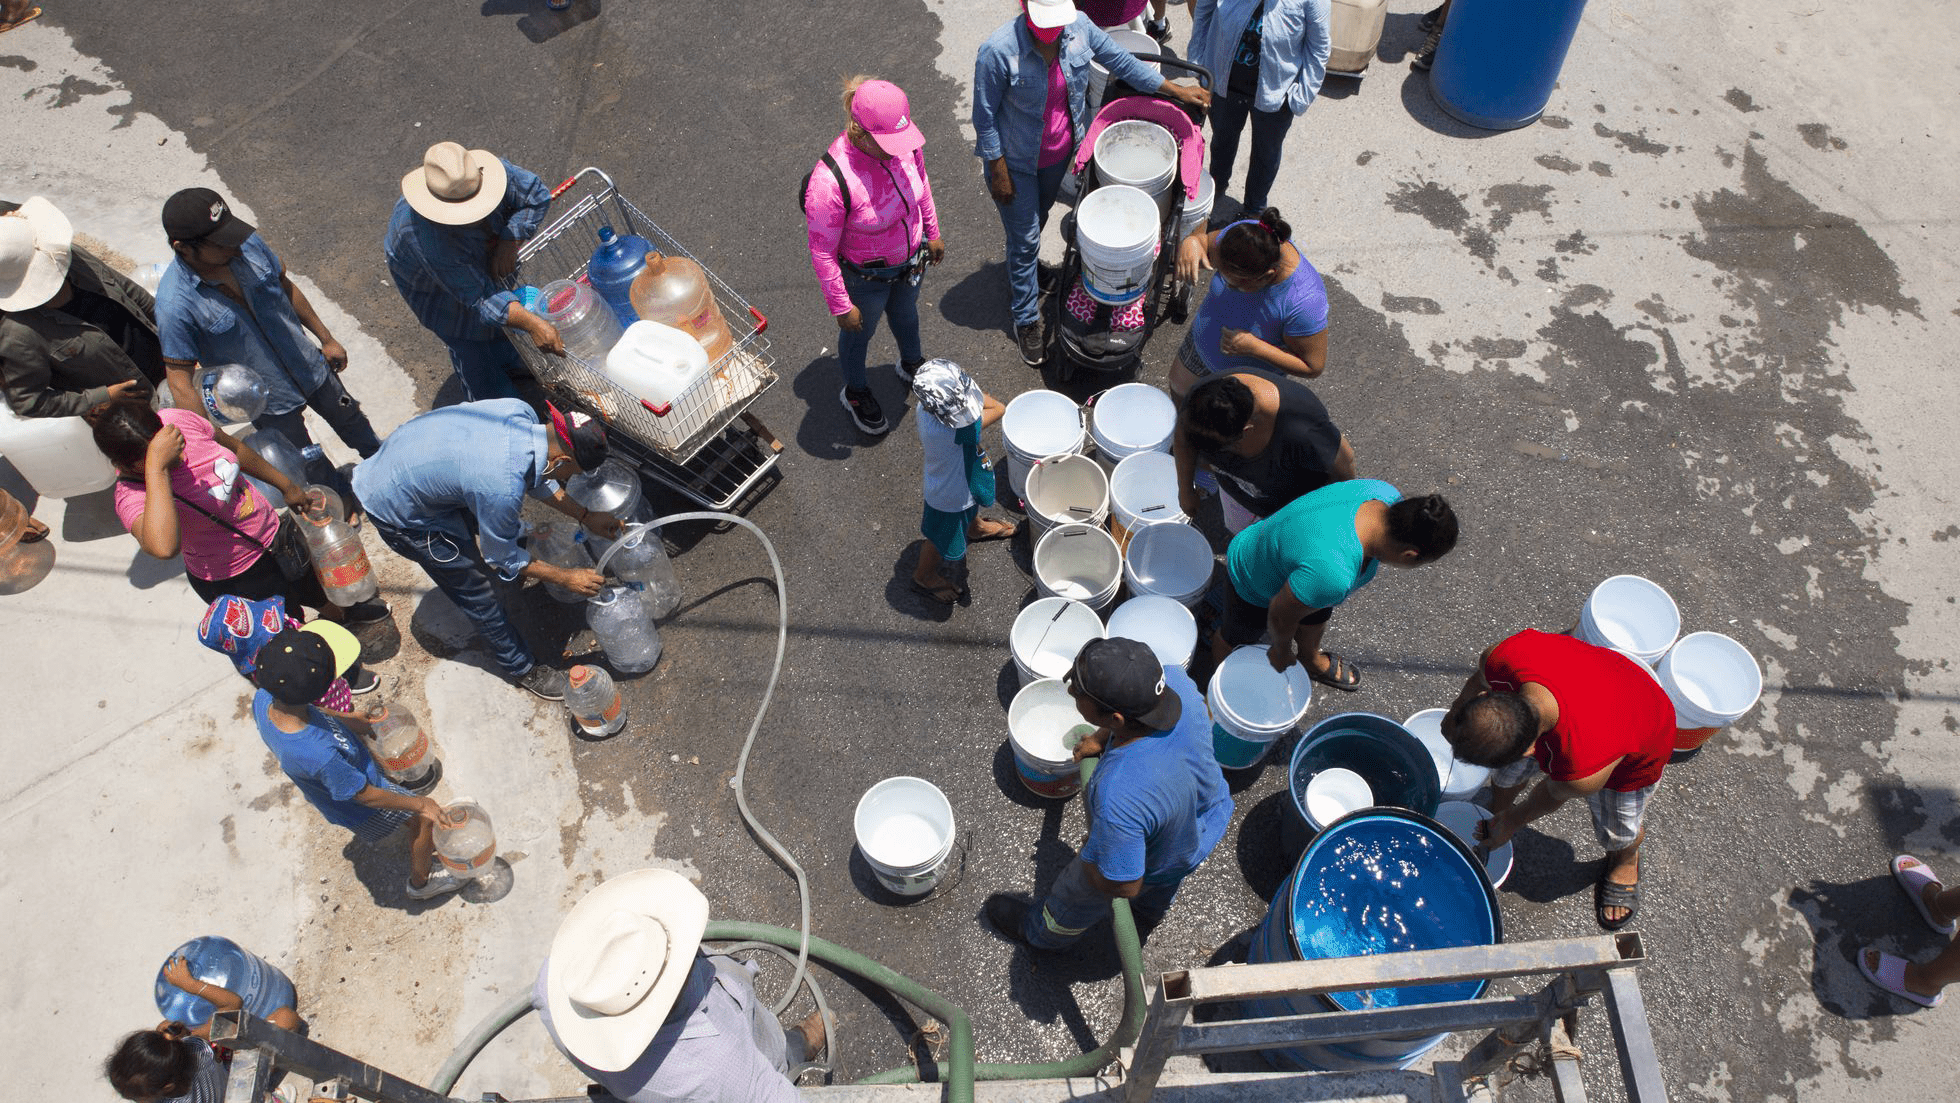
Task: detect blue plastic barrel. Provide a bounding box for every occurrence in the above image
[1428,0,1590,131]
[587,226,652,327]
[1282,712,1441,854]
[155,936,297,1029]
[1247,809,1501,1071]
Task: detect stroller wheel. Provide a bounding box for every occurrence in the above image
[1167,286,1190,326]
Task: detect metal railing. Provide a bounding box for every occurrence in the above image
[209,1011,458,1103]
[1123,932,1666,1103]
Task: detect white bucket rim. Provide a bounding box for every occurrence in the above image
[1090,384,1178,454]
[1003,391,1085,461]
[1122,520,1214,598]
[1210,644,1314,731]
[853,777,955,871]
[1092,122,1178,195]
[1580,574,1681,659]
[1010,597,1106,681]
[1026,453,1112,529]
[1008,677,1092,769]
[1106,595,1198,669]
[1109,452,1185,526]
[1657,631,1762,723]
[1076,184,1162,252]
[1034,523,1124,582]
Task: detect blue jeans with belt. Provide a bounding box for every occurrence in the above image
[837,264,924,390]
[993,160,1071,328]
[369,517,536,678]
[1019,856,1184,949]
[1207,89,1297,214]
[253,371,383,459]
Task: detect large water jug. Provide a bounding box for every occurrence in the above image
[536,278,624,366]
[588,226,653,327]
[0,488,56,595]
[629,253,735,363]
[435,800,497,877]
[605,321,711,416]
[299,508,379,605]
[238,427,308,489]
[607,531,681,618]
[565,664,627,737]
[0,395,117,498]
[531,521,593,603]
[196,363,269,425]
[363,704,441,793]
[587,583,661,673]
[303,485,346,524]
[154,936,297,1029]
[568,457,649,524]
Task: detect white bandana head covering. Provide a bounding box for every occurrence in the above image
[911,359,984,429]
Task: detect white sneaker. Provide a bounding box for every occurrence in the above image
[407,867,468,900]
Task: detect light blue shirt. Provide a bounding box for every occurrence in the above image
[1079,666,1233,885]
[382,158,552,343]
[972,15,1168,173]
[351,398,552,581]
[1189,0,1332,115]
[155,233,327,416]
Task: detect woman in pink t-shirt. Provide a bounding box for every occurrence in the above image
[88,397,384,621]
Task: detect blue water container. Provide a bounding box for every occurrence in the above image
[1428,0,1590,131]
[1247,809,1501,1071]
[1283,712,1441,855]
[588,226,652,327]
[155,936,298,1029]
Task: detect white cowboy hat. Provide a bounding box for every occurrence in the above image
[400,141,509,225]
[544,869,709,1072]
[0,196,74,311]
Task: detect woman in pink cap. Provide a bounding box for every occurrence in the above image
[801,76,946,438]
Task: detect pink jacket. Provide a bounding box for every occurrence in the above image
[802,133,942,317]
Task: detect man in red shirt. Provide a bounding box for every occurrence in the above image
[1440,629,1677,930]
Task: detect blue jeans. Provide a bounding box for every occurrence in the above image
[1020,856,1184,949]
[1207,90,1297,214]
[838,267,924,391]
[253,371,383,459]
[369,517,536,678]
[443,335,527,402]
[993,160,1071,328]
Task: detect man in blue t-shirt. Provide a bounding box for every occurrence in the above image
[984,637,1233,949]
[251,622,466,901]
[1219,479,1459,692]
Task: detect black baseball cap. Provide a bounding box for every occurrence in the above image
[1067,637,1183,731]
[162,187,255,247]
[253,624,357,705]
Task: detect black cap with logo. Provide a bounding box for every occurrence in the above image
[162,187,255,247]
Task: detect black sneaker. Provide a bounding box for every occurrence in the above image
[896,358,926,384]
[1417,3,1448,31]
[1412,23,1443,70]
[840,386,890,435]
[1144,16,1172,45]
[345,666,381,695]
[1015,322,1047,367]
[515,664,569,701]
[1037,261,1061,293]
[982,894,1037,949]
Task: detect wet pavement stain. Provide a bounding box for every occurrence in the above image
[1725,88,1763,112]
[1541,114,1572,129]
[23,74,110,107]
[1797,122,1849,151]
[1535,153,1581,174]
[1380,292,1441,315]
[1536,256,1562,283]
[1355,150,1374,166]
[1387,179,1497,264]
[1484,182,1554,234]
[0,55,35,71]
[1589,160,1614,177]
[1554,230,1598,255]
[1594,120,1670,156]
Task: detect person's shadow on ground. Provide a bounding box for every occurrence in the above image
[1789,874,1943,1021]
[935,262,1013,336]
[480,0,602,44]
[791,352,904,461]
[340,835,462,914]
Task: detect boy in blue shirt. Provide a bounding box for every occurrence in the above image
[985,637,1232,948]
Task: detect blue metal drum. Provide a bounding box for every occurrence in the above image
[155,936,297,1029]
[1429,0,1591,131]
[1283,712,1442,852]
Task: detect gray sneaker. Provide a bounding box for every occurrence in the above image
[515,664,569,701]
[407,866,468,901]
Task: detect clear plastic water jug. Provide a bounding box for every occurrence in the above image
[434,800,497,877]
[299,510,379,605]
[629,253,735,363]
[607,531,681,619]
[196,364,269,425]
[0,488,56,595]
[303,485,346,524]
[588,226,653,327]
[536,278,624,366]
[587,583,661,673]
[364,704,440,793]
[604,321,711,415]
[154,936,297,1029]
[238,427,308,489]
[567,457,649,523]
[531,521,594,603]
[565,664,627,737]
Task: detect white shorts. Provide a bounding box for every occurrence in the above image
[1492,756,1654,852]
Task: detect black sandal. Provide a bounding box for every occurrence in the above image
[1595,872,1640,931]
[1309,651,1362,692]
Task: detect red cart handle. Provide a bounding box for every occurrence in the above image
[550,176,580,199]
[747,306,768,335]
[640,398,672,418]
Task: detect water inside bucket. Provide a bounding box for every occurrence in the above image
[1584,575,1679,657]
[1077,185,1162,252]
[1662,632,1761,718]
[868,813,943,867]
[1093,122,1177,200]
[1107,595,1197,669]
[1003,391,1084,459]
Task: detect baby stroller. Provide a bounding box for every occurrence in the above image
[1048,57,1213,386]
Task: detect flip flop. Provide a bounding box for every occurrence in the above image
[0,7,41,34]
[1309,651,1362,692]
[908,578,960,606]
[1595,871,1639,931]
[967,517,1018,543]
[1858,947,1944,1008]
[1891,854,1958,936]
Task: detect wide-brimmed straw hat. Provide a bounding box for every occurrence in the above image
[400,142,509,225]
[544,869,710,1072]
[0,196,74,311]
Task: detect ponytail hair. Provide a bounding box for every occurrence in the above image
[1384,494,1458,564]
[1217,207,1292,274]
[105,1025,199,1102]
[84,396,165,473]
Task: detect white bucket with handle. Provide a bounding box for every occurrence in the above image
[1656,632,1762,751]
[1089,383,1178,472]
[1122,520,1214,608]
[1576,575,1680,665]
[1033,523,1124,611]
[1106,595,1198,671]
[1075,184,1161,306]
[853,777,956,896]
[1108,451,1188,549]
[1010,597,1106,686]
[1092,121,1178,207]
[1024,453,1110,536]
[1174,171,1216,241]
[1207,644,1315,769]
[1002,390,1085,504]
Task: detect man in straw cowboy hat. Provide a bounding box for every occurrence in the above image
[384,142,564,402]
[535,869,825,1102]
[1,196,163,418]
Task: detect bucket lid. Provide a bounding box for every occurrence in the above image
[1106,595,1197,669]
[1003,390,1084,457]
[1091,384,1176,452]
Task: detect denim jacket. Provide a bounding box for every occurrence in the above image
[972,15,1168,174]
[1189,0,1332,115]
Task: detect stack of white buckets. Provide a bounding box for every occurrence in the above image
[1074,117,1211,307]
[1570,574,1765,751]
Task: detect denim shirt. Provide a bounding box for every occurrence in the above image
[350,398,552,581]
[155,233,328,416]
[972,15,1168,173]
[382,158,552,343]
[1189,0,1332,115]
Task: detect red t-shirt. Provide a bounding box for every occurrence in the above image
[1483,629,1676,792]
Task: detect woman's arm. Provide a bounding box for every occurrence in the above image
[1218,326,1326,378]
[161,953,241,1038]
[1171,421,1207,518]
[129,425,186,559]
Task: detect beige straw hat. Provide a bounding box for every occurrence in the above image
[0,197,74,311]
[543,869,710,1072]
[400,141,509,225]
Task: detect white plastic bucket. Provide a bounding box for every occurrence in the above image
[1010,597,1106,686]
[1075,184,1161,306]
[1093,120,1178,204]
[1087,29,1163,110]
[1025,453,1110,536]
[1002,390,1085,503]
[0,397,116,498]
[853,777,956,896]
[1208,644,1314,769]
[1577,575,1681,665]
[1033,523,1123,611]
[1107,451,1188,548]
[1403,707,1491,800]
[1174,171,1216,241]
[1657,632,1762,746]
[1106,595,1197,671]
[1007,679,1096,799]
[1122,520,1214,608]
[1089,383,1177,471]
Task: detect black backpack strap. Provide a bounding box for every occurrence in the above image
[801,152,851,216]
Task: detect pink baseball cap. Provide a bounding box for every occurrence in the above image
[850,80,925,157]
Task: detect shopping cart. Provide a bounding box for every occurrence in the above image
[501,167,783,511]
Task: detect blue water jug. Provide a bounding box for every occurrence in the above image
[155,936,298,1029]
[588,226,652,327]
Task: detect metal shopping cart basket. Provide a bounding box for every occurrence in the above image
[501,167,784,511]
